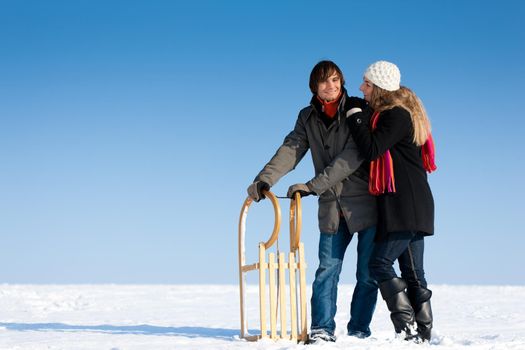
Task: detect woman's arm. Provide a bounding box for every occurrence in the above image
[349,107,412,161]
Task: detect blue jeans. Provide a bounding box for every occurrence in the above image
[310,223,378,336]
[369,231,427,289]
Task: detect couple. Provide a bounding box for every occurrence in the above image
[247,60,436,344]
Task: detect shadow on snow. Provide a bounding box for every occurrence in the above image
[0,323,253,340]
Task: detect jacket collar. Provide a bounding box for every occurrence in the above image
[306,88,348,123]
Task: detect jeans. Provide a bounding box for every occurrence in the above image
[369,231,427,289]
[310,222,378,336]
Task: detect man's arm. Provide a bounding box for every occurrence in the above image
[305,134,363,196]
[253,112,310,187]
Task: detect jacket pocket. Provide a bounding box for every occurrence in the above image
[317,198,339,234]
[340,175,370,197]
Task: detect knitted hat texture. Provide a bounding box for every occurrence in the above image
[364,61,401,91]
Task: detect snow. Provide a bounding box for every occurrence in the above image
[0,284,524,349]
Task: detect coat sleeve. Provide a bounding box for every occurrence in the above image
[254,112,310,186]
[306,134,363,196]
[349,107,412,161]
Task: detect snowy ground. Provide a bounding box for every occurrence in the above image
[0,284,523,349]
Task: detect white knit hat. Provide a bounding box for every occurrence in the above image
[364,60,401,91]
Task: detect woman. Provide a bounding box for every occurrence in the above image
[346,61,436,342]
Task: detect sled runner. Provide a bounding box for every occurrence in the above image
[238,191,307,342]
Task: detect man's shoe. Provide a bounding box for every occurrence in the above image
[307,329,336,344]
[348,330,370,339]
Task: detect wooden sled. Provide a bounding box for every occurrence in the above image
[238,191,307,342]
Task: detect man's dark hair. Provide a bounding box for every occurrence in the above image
[309,60,345,94]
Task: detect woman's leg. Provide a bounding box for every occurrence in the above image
[369,231,418,340]
[398,233,433,341]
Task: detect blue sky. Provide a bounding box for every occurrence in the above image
[0,0,523,284]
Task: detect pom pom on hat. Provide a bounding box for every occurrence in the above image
[364,61,401,91]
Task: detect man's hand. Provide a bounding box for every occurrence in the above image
[287,183,314,198]
[247,181,270,202]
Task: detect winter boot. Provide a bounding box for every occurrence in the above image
[307,329,336,344]
[408,286,433,341]
[378,277,418,341]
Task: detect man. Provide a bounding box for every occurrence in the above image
[246,60,378,343]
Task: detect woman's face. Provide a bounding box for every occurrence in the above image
[359,78,374,102]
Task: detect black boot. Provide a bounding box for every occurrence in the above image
[408,286,433,341]
[379,278,418,340]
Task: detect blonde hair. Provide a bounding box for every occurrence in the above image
[369,85,431,146]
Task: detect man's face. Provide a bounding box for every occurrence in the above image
[317,72,341,102]
[360,78,374,102]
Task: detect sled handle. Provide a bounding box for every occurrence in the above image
[261,190,281,249]
[289,192,302,252]
[238,190,282,250]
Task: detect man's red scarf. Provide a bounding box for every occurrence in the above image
[369,111,437,195]
[316,92,342,118]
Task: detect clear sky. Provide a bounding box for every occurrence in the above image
[0,0,523,285]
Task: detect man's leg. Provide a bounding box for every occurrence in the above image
[310,222,351,339]
[347,226,378,338]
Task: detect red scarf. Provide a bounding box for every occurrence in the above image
[368,111,437,195]
[316,93,341,118]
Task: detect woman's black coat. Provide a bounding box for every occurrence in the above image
[349,106,434,241]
